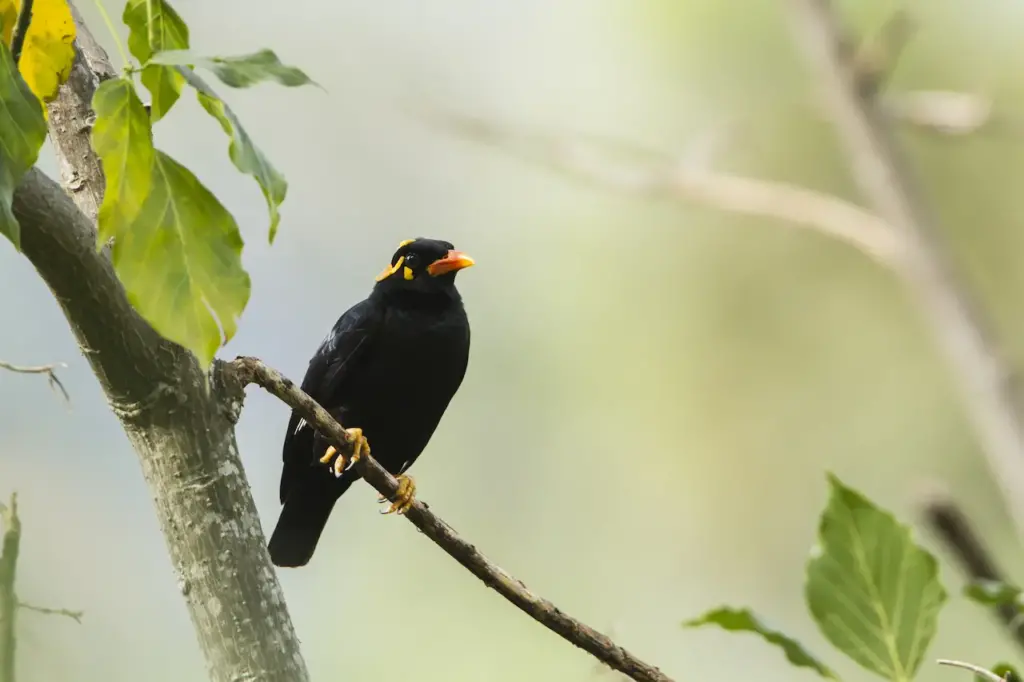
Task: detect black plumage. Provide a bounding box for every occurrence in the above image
[268,238,474,568]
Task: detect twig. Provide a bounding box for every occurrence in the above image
[787,0,1024,538]
[16,602,83,624]
[852,6,915,94]
[225,356,674,682]
[920,491,1024,652]
[938,659,1008,682]
[0,361,70,404]
[10,0,33,66]
[886,90,994,136]
[0,495,20,682]
[424,110,903,266]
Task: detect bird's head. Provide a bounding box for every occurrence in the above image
[372,238,475,299]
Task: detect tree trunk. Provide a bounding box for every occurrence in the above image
[13,168,310,682]
[5,2,312,676]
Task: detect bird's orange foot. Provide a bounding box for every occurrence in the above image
[378,475,416,515]
[319,428,370,478]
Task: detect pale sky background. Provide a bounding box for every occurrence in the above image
[3,1,1024,681]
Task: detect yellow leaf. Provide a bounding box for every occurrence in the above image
[0,0,75,102]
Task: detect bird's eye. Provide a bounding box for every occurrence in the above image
[403,253,418,267]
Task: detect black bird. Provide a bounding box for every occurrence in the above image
[268,238,474,568]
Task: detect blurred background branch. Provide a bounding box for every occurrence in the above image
[421,81,999,272]
[922,491,1024,652]
[0,495,20,682]
[0,495,84,682]
[424,111,904,266]
[786,0,1024,536]
[851,5,914,93]
[886,91,994,136]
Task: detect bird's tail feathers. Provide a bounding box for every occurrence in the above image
[268,474,351,568]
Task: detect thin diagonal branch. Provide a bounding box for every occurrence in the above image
[0,361,70,403]
[16,602,83,624]
[224,356,675,682]
[788,0,1024,537]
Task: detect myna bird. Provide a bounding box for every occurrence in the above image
[268,238,474,568]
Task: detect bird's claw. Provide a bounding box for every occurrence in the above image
[379,475,416,515]
[318,427,370,478]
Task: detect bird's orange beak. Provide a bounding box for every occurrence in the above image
[427,250,475,276]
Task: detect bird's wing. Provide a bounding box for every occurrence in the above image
[280,298,381,502]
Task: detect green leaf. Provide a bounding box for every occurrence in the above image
[123,0,190,121]
[174,67,286,243]
[111,150,251,369]
[806,475,947,682]
[684,606,837,679]
[0,36,47,249]
[91,77,154,244]
[197,92,286,242]
[148,48,316,89]
[963,580,1022,608]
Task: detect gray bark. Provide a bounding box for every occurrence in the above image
[788,0,1024,535]
[45,1,115,225]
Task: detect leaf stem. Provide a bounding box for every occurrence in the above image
[937,659,1006,682]
[90,0,131,69]
[10,0,34,65]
